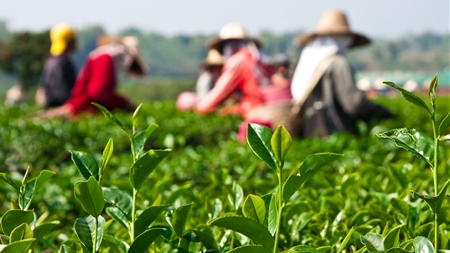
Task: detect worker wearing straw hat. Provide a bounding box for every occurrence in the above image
[176,48,224,111]
[38,23,77,107]
[38,34,148,118]
[289,9,393,138]
[195,22,272,117]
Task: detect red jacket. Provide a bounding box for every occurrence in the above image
[196,48,272,117]
[65,53,131,115]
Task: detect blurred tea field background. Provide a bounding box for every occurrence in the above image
[0,20,450,252]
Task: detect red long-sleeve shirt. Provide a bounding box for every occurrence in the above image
[65,53,132,115]
[196,48,272,117]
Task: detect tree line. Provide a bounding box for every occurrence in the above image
[0,21,448,88]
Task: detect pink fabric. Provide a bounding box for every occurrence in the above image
[176,92,197,111]
[262,84,292,104]
[237,119,272,142]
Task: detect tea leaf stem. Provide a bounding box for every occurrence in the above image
[432,117,439,251]
[230,232,235,250]
[273,170,283,253]
[131,188,138,242]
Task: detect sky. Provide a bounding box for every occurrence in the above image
[0,0,449,38]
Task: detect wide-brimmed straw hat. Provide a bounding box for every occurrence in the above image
[96,34,148,76]
[294,9,370,48]
[206,23,262,49]
[202,48,224,67]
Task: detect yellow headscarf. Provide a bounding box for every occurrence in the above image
[50,23,76,56]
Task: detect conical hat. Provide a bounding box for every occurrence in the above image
[202,48,224,66]
[206,23,262,49]
[295,9,370,48]
[96,34,148,76]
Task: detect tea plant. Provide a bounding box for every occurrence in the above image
[371,74,450,252]
[68,103,171,252]
[208,124,347,252]
[0,167,58,252]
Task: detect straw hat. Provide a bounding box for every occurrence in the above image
[96,34,148,76]
[295,9,370,48]
[202,48,224,67]
[50,23,76,56]
[206,23,262,49]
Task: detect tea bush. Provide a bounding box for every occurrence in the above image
[0,78,449,252]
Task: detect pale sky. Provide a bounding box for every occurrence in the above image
[1,0,449,38]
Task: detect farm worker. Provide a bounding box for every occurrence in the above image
[176,48,224,111]
[38,34,148,118]
[196,48,224,101]
[195,22,273,117]
[289,9,393,138]
[38,23,77,107]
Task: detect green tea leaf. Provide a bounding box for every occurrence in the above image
[383,81,431,116]
[145,123,159,139]
[439,112,450,136]
[376,128,434,168]
[9,223,33,243]
[33,221,60,240]
[134,205,168,237]
[384,225,403,249]
[132,103,143,134]
[129,149,171,190]
[440,134,450,141]
[59,241,83,253]
[337,227,354,253]
[0,238,35,253]
[74,177,104,217]
[413,236,434,253]
[74,215,105,252]
[283,153,341,202]
[1,210,35,235]
[267,194,277,236]
[178,230,202,253]
[0,173,19,192]
[93,103,131,137]
[22,170,55,209]
[192,229,218,252]
[106,207,129,230]
[70,151,100,181]
[271,125,291,167]
[385,248,411,253]
[410,178,450,214]
[209,216,275,252]
[102,187,132,221]
[171,203,192,238]
[361,233,384,252]
[99,138,113,173]
[128,228,165,253]
[227,182,244,211]
[285,245,321,253]
[132,130,148,159]
[247,123,278,171]
[102,234,129,253]
[229,245,269,252]
[427,73,438,110]
[390,198,410,217]
[243,194,266,224]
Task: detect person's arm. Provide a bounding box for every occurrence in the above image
[332,58,393,120]
[195,63,241,114]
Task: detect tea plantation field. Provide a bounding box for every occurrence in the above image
[0,85,449,252]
